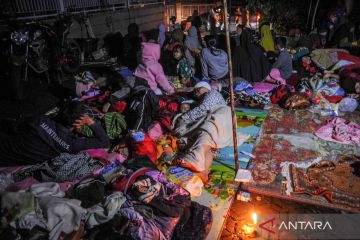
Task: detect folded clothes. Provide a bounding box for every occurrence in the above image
[315,117,360,147]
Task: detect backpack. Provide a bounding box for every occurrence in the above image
[125,85,159,131]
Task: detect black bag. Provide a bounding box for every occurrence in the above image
[125,82,159,131]
[66,177,107,208]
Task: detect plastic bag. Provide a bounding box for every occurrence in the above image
[167,166,203,197]
[339,98,359,113]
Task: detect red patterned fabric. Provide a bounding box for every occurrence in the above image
[131,135,157,164]
[111,101,127,113]
[156,96,179,131]
[270,85,291,104]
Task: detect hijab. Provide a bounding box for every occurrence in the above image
[259,24,275,52]
[185,26,202,50]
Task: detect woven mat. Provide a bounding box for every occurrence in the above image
[242,105,360,212]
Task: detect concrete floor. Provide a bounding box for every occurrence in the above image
[220,192,341,240]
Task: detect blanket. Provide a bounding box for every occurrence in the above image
[175,105,233,172]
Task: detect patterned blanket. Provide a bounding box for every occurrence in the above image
[243,105,360,211]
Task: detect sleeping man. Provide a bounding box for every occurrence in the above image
[172,81,233,182]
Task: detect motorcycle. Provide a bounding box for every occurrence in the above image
[0,17,81,99]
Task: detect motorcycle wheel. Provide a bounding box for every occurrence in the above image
[61,39,81,74]
[11,63,25,100]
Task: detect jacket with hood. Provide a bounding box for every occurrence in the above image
[134,42,175,95]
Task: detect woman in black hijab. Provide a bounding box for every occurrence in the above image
[232,29,271,82]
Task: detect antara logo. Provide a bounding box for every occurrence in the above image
[259,218,333,234]
[279,221,333,231]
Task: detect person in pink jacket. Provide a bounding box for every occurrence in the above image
[134,42,175,95]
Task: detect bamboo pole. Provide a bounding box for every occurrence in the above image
[306,0,313,30]
[222,0,239,172]
[311,0,320,30]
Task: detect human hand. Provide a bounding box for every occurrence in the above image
[73,115,95,129]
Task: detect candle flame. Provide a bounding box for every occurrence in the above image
[252,213,257,224]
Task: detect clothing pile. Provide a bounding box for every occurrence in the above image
[0,156,212,240]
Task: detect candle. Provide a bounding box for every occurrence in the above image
[241,213,258,237]
[242,223,255,235]
[252,213,257,224]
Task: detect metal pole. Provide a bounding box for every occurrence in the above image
[222,0,239,172]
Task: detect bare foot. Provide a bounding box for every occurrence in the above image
[195,171,209,184]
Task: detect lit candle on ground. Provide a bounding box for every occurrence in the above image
[242,213,257,237]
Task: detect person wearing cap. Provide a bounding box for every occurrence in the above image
[179,81,226,124]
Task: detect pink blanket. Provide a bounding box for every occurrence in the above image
[315,117,360,147]
[253,82,278,93]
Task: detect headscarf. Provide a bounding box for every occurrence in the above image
[185,26,202,50]
[259,24,275,52]
[233,29,271,82]
[159,23,166,47]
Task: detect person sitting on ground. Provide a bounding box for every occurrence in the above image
[200,35,228,82]
[185,26,202,54]
[161,29,185,76]
[134,42,175,95]
[233,29,271,82]
[122,23,142,70]
[259,23,275,53]
[0,101,110,166]
[273,37,293,80]
[173,45,194,87]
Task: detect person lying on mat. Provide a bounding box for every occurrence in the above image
[0,101,110,166]
[173,81,232,182]
[176,81,226,125]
